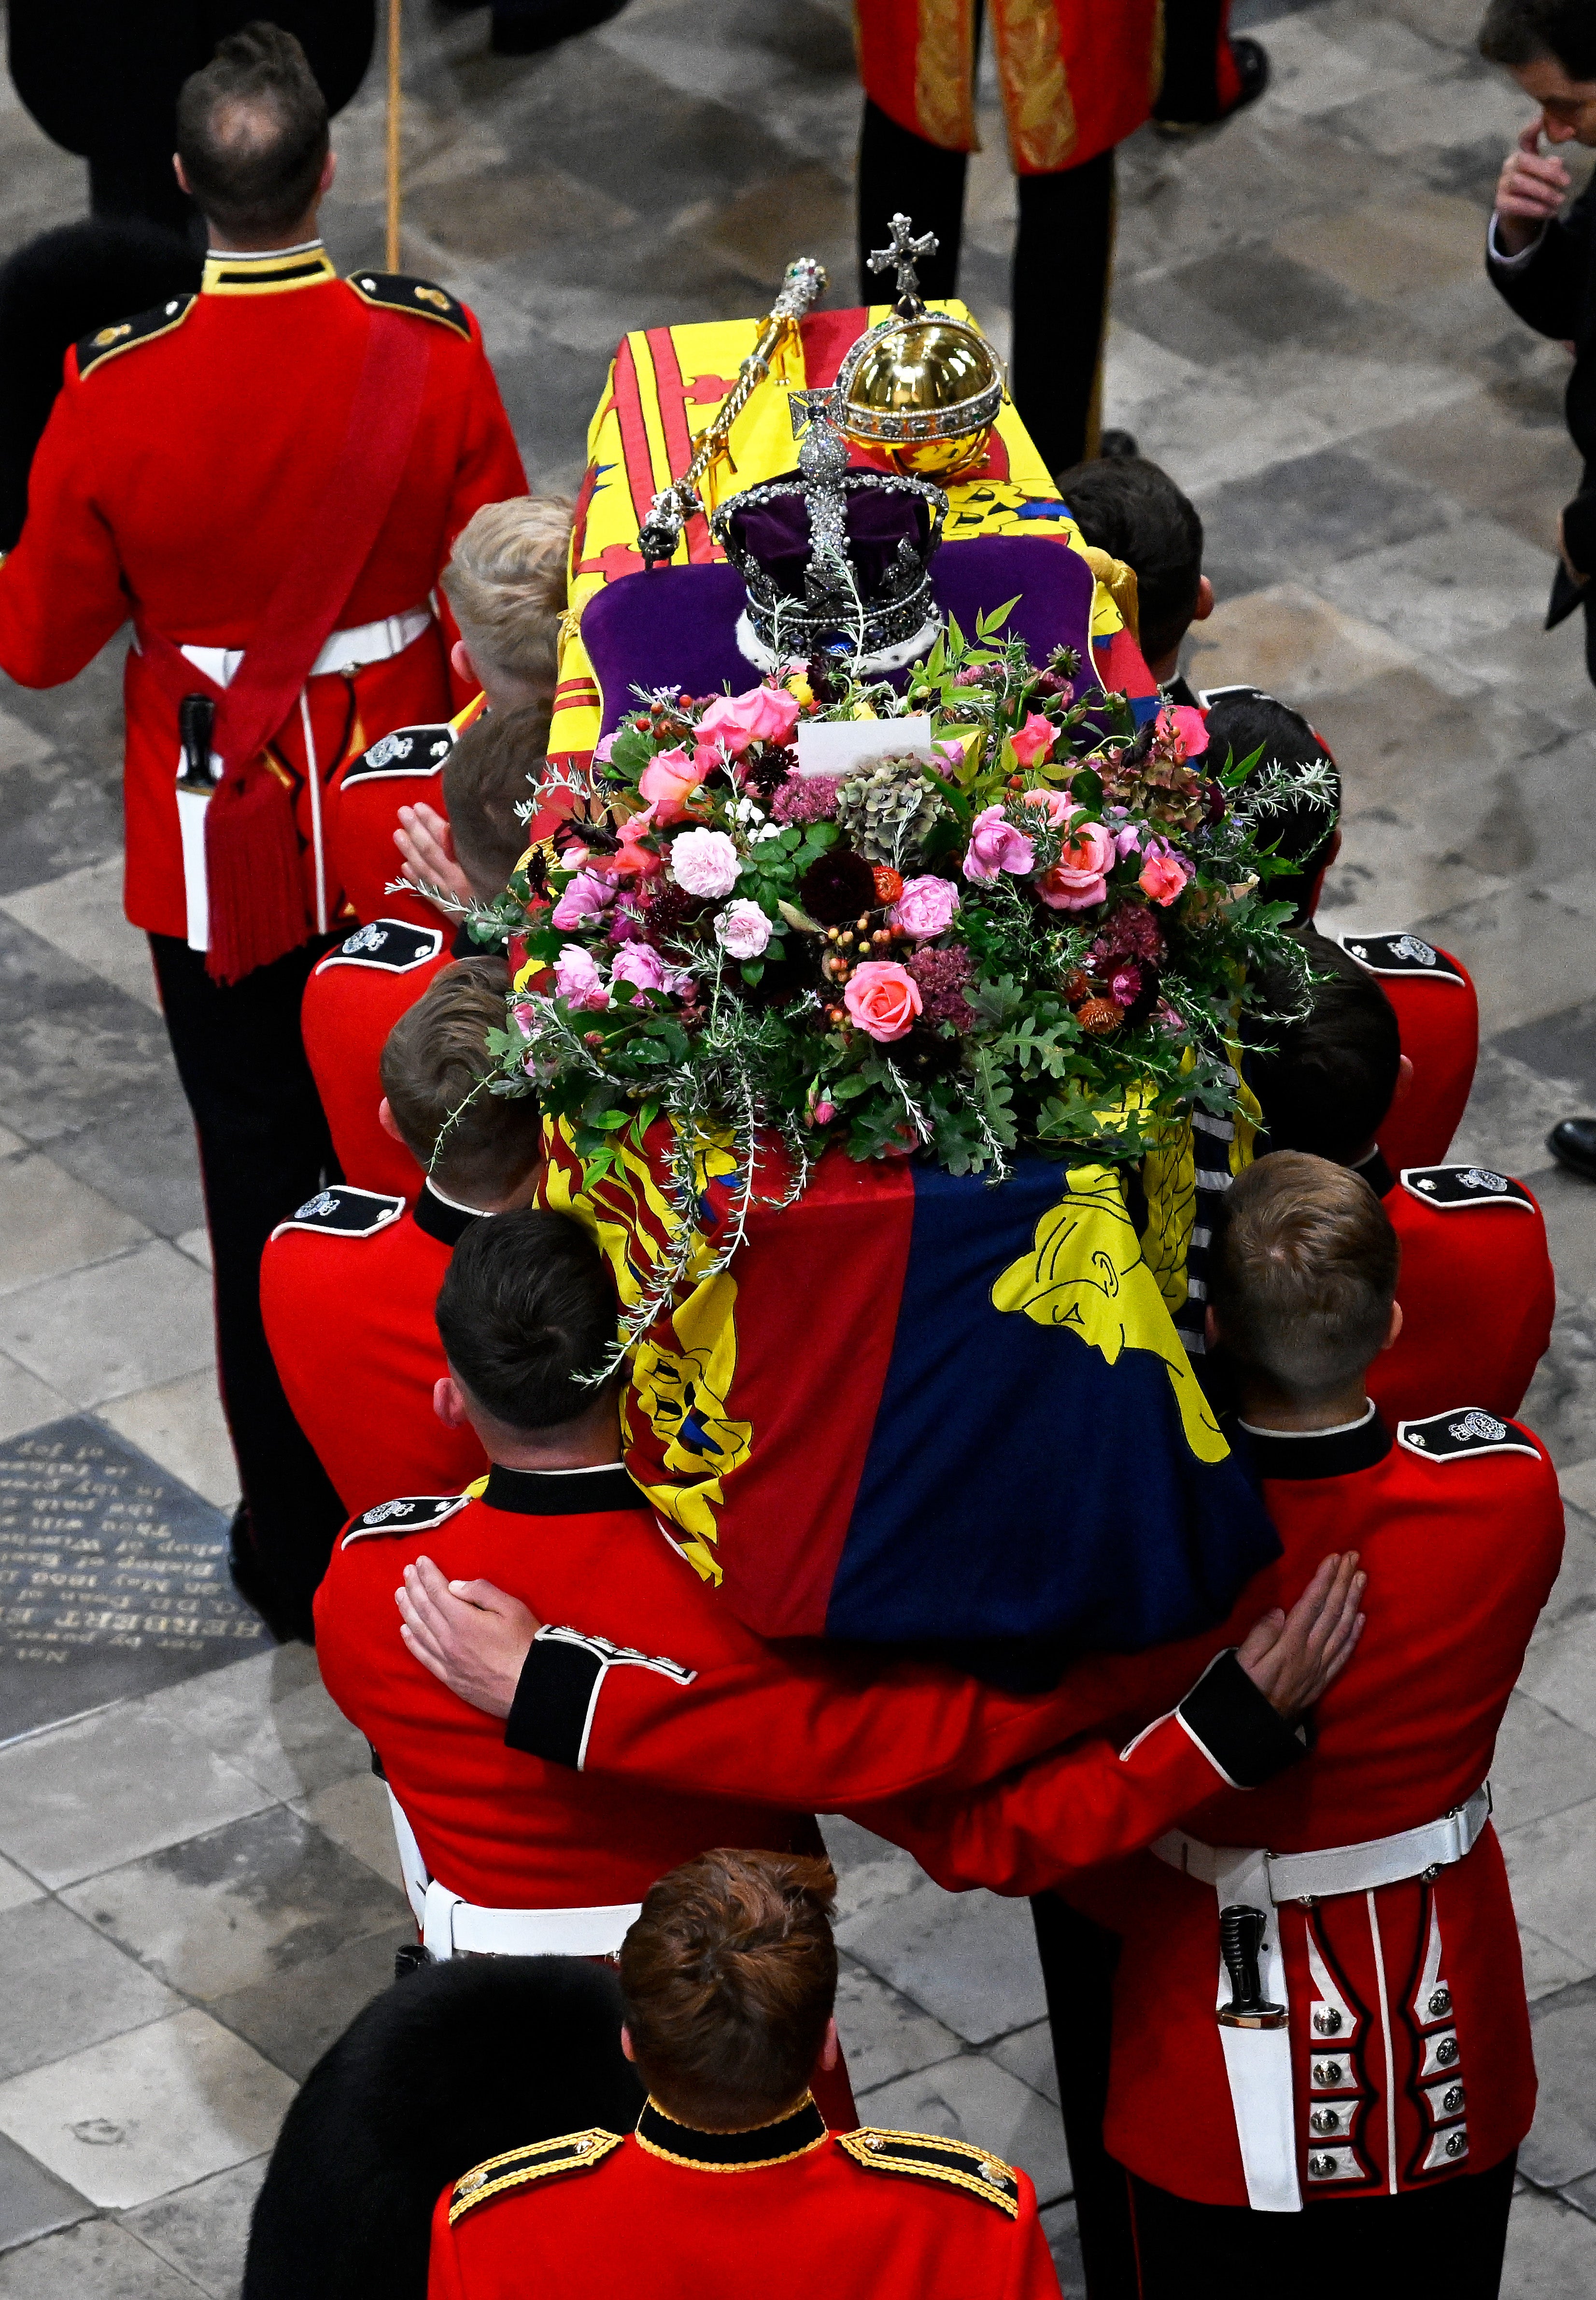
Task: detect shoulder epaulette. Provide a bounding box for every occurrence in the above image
[270,1184,404,1241]
[346,271,471,339]
[76,295,196,378]
[1398,1165,1536,1213]
[836,2128,1020,2217]
[1397,1410,1540,1464]
[342,724,457,783]
[448,2130,624,2222]
[1337,931,1466,985]
[317,920,445,975]
[341,1491,473,1546]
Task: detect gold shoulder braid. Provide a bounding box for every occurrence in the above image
[836,2127,1021,2216]
[448,2129,624,2222]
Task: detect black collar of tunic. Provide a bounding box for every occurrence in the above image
[1353,1145,1396,1199]
[411,1183,484,1249]
[483,1462,645,1516]
[634,2095,828,2171]
[1239,1406,1393,1482]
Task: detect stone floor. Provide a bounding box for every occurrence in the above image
[0,0,1595,2289]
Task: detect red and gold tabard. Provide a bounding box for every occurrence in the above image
[552,299,1147,764]
[0,245,524,940]
[855,0,1162,174]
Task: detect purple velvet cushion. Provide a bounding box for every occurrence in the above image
[727,473,932,597]
[583,535,1100,740]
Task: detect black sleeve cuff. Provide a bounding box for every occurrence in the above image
[1564,492,1596,578]
[505,1634,604,1768]
[1177,1649,1308,1790]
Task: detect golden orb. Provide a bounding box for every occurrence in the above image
[835,312,1004,480]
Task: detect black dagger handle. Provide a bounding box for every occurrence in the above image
[1217,1903,1286,2029]
[178,693,217,792]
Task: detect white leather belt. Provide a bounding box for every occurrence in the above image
[1154,1783,1492,1906]
[176,603,432,688]
[384,1786,639,1963]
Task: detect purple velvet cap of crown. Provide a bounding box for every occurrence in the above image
[726,470,932,599]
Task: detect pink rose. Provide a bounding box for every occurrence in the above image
[550,869,614,929]
[1163,702,1209,760]
[1010,711,1055,768]
[843,960,924,1042]
[553,944,608,1009]
[1038,820,1116,912]
[891,874,962,938]
[713,899,773,959]
[697,684,802,755]
[1019,787,1073,828]
[611,942,682,997]
[962,804,1036,885]
[669,826,741,897]
[1138,843,1192,907]
[638,746,701,820]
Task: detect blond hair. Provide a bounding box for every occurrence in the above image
[1212,1152,1398,1404]
[440,495,573,689]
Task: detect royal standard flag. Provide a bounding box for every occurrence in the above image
[541,1124,1278,1657]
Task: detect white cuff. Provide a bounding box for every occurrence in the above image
[1488,213,1545,271]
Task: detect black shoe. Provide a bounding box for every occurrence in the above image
[1097,428,1140,461]
[1549,1117,1596,1181]
[227,1505,316,1645]
[1153,37,1270,138]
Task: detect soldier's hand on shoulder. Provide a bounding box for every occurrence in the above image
[395,802,473,911]
[1237,1551,1366,1720]
[396,1555,541,1718]
[1496,119,1571,254]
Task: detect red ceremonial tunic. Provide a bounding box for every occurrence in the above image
[330,688,489,929]
[259,1181,486,1517]
[856,0,1163,174]
[904,1408,1563,2210]
[0,246,524,940]
[429,2101,1061,2300]
[1333,933,1479,1173]
[1363,1153,1554,1431]
[300,919,455,1198]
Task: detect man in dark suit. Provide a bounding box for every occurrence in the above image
[1480,0,1596,1189]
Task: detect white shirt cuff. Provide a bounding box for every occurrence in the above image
[1489,213,1546,271]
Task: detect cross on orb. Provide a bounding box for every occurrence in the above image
[867,213,939,307]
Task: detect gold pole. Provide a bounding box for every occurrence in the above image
[385,0,403,272]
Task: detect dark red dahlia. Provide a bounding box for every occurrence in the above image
[798,846,878,924]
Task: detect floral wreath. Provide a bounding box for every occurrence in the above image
[452,610,1331,1350]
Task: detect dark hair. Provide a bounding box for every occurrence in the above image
[175,24,329,239]
[620,1849,838,2129]
[442,701,551,899]
[1211,1151,1399,1404]
[1205,689,1341,924]
[1053,454,1204,665]
[379,956,542,1199]
[1249,932,1401,1164]
[435,1208,617,1431]
[1480,0,1596,79]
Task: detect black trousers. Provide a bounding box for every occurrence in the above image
[857,98,1116,482]
[1031,1894,1139,2299]
[1128,2148,1517,2298]
[150,932,349,1629]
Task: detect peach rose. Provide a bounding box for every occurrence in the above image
[1138,843,1191,907]
[843,960,923,1042]
[1019,787,1073,828]
[639,747,701,820]
[1038,819,1116,911]
[1010,711,1056,768]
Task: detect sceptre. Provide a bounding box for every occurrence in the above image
[636,256,828,567]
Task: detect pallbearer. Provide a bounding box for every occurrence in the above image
[0,26,525,1637]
